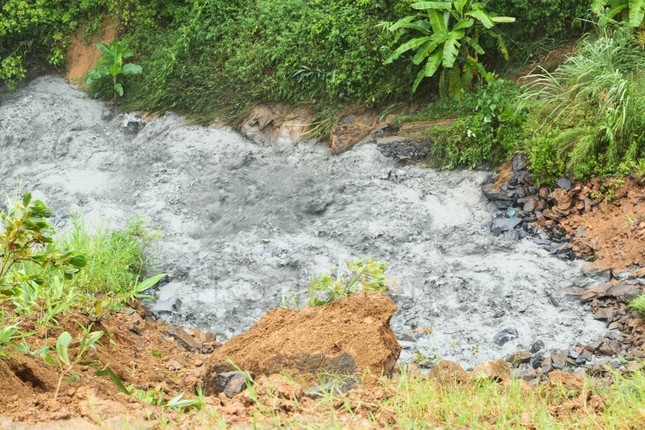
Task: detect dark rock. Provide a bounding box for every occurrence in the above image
[376,136,430,160]
[482,184,514,209]
[491,217,523,236]
[556,178,572,191]
[512,155,527,172]
[210,371,251,398]
[530,352,545,369]
[494,327,519,346]
[530,341,545,353]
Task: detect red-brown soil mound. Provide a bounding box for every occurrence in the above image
[204,293,401,389]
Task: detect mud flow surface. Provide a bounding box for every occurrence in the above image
[0,77,606,366]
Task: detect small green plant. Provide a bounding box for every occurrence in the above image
[33,327,104,399]
[283,259,387,308]
[384,0,515,96]
[97,365,205,410]
[0,193,86,296]
[627,295,645,317]
[85,41,143,99]
[0,324,22,358]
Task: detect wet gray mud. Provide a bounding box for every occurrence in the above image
[0,76,606,366]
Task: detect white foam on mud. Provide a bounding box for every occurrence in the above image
[0,76,606,366]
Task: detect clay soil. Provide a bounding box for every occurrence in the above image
[0,303,207,428]
[65,19,116,84]
[555,178,644,273]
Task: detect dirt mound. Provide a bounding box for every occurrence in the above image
[65,19,116,84]
[203,293,401,389]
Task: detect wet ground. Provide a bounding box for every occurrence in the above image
[0,76,606,366]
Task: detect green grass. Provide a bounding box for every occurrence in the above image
[521,28,645,184]
[628,295,645,318]
[175,368,645,429]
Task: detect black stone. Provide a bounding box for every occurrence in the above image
[530,352,544,369]
[530,341,545,353]
[491,217,523,236]
[494,327,519,346]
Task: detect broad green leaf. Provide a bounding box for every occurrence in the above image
[467,9,495,28]
[424,50,443,77]
[412,32,447,65]
[629,0,644,27]
[605,3,628,19]
[442,31,464,68]
[22,192,32,206]
[427,9,447,33]
[56,331,72,367]
[454,18,474,31]
[134,273,167,293]
[121,63,143,75]
[491,16,516,23]
[69,255,87,268]
[465,36,485,55]
[114,83,124,97]
[491,31,510,60]
[96,43,110,56]
[385,36,433,63]
[411,1,452,10]
[454,0,466,15]
[388,15,416,31]
[43,352,58,367]
[83,331,104,350]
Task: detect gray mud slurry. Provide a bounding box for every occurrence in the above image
[0,76,606,366]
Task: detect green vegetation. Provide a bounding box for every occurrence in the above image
[0,193,163,350]
[384,1,515,96]
[31,328,104,399]
[628,295,645,317]
[282,258,387,308]
[85,41,142,99]
[1,1,643,183]
[425,77,524,169]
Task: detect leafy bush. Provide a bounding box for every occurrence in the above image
[426,78,525,168]
[0,193,86,296]
[384,1,515,96]
[522,29,645,183]
[490,0,592,62]
[124,0,419,120]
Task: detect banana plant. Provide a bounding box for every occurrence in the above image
[85,41,142,99]
[592,0,644,28]
[384,1,514,97]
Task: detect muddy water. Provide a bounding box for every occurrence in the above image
[0,76,606,366]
